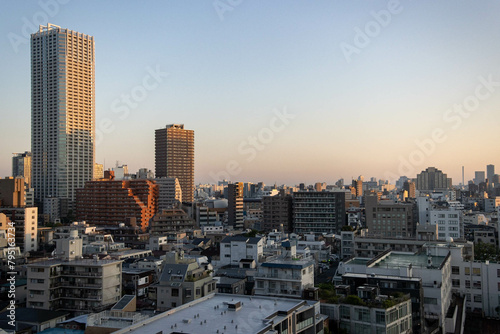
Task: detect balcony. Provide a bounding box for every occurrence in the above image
[296,317,314,331]
[63,271,102,277]
[256,274,302,281]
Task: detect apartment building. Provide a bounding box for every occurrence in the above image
[0,207,38,253]
[155,124,194,202]
[219,235,264,267]
[31,24,95,209]
[76,174,158,231]
[293,191,346,234]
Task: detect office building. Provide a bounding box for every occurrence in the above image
[487,164,495,183]
[416,167,452,191]
[474,171,486,185]
[429,207,463,240]
[12,151,31,188]
[155,124,194,202]
[227,182,244,228]
[293,191,346,234]
[31,24,95,209]
[365,200,417,238]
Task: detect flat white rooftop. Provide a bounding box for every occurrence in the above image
[113,293,317,334]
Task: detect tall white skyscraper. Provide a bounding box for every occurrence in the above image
[31,24,95,210]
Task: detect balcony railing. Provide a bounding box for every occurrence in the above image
[256,274,302,281]
[296,317,314,331]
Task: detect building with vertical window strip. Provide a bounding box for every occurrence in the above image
[155,124,194,202]
[31,24,95,211]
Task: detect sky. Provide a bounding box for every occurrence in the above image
[1,0,500,186]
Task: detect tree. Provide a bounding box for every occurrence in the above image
[474,242,500,262]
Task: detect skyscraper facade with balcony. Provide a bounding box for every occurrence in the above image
[155,124,194,202]
[31,24,95,210]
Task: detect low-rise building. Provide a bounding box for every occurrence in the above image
[113,293,328,334]
[322,287,413,334]
[26,258,122,312]
[156,254,217,311]
[219,235,264,267]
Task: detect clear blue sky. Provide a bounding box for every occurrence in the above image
[1,1,500,185]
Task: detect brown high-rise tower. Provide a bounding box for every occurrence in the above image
[155,124,194,202]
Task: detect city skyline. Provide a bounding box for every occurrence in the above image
[1,1,500,185]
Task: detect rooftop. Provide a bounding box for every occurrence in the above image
[345,258,371,265]
[113,294,317,334]
[370,252,447,270]
[27,258,122,267]
[261,258,314,269]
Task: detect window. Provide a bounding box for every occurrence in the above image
[171,288,179,297]
[452,266,460,275]
[340,305,350,319]
[354,308,370,322]
[465,267,470,275]
[497,269,500,278]
[375,311,385,324]
[473,281,482,289]
[473,268,481,276]
[424,297,438,305]
[474,295,482,303]
[452,279,460,288]
[465,280,470,288]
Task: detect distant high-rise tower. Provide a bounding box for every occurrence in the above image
[416,167,452,191]
[487,164,495,183]
[227,182,244,228]
[31,24,95,209]
[155,124,194,202]
[403,180,416,199]
[12,151,32,188]
[474,171,485,185]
